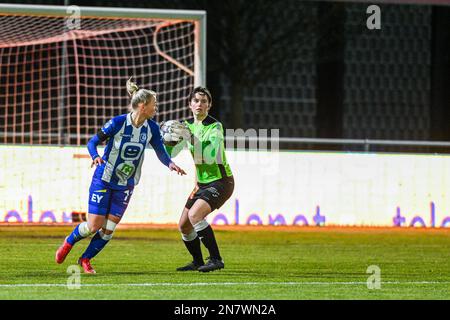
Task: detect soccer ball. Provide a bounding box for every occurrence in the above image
[160,120,190,146]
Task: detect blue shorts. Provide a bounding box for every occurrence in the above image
[88,178,134,218]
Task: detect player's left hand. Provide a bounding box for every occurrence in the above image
[169,162,187,175]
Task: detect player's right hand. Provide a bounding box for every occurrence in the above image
[91,156,105,168]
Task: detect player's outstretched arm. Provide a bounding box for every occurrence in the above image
[150,126,174,166]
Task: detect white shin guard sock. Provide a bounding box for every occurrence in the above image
[193,220,209,233]
[79,222,93,237]
[181,229,198,242]
[99,229,113,241]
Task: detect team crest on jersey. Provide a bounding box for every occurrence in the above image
[140,133,147,143]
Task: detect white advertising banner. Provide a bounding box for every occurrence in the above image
[0,145,449,228]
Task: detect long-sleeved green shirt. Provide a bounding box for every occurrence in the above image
[165,115,233,184]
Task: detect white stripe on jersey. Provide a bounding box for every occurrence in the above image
[102,119,127,183]
[133,120,153,185]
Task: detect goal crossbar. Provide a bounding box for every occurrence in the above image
[0,4,207,145]
[0,4,206,85]
[0,4,207,21]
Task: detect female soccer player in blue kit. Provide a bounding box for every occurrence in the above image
[55,78,186,274]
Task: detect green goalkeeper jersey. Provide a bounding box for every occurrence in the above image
[165,115,233,184]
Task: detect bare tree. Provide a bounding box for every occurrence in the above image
[193,0,344,129]
[202,0,319,128]
[131,0,321,128]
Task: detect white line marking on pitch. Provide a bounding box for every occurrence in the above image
[0,281,450,288]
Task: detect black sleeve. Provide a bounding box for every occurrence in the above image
[96,129,109,142]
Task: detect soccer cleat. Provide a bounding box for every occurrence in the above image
[55,237,73,264]
[78,257,96,274]
[176,261,204,271]
[198,258,224,273]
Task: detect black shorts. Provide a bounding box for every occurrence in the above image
[185,176,234,211]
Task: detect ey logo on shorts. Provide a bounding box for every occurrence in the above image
[91,190,106,204]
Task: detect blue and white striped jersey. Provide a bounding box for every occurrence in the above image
[87,113,172,189]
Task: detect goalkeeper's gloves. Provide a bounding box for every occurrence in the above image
[170,123,192,142]
[160,121,193,146]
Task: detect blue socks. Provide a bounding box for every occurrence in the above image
[65,222,112,260]
[67,222,91,245]
[81,231,111,259]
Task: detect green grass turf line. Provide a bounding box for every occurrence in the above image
[0,226,449,299]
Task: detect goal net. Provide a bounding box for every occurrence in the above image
[0,5,206,145]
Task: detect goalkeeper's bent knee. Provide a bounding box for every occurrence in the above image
[181,229,198,241]
[193,220,209,233]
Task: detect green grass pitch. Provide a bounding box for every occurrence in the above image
[0,225,449,299]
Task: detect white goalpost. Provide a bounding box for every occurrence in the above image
[0,4,206,146]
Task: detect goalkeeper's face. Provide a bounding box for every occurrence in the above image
[189,93,211,118]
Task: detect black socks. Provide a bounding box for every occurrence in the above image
[196,225,222,261]
[183,236,204,265]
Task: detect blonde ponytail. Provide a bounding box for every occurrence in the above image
[126,76,139,97]
[126,76,157,110]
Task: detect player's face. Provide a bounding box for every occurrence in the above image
[142,97,157,119]
[189,93,210,118]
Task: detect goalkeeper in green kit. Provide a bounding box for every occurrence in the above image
[162,86,234,272]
